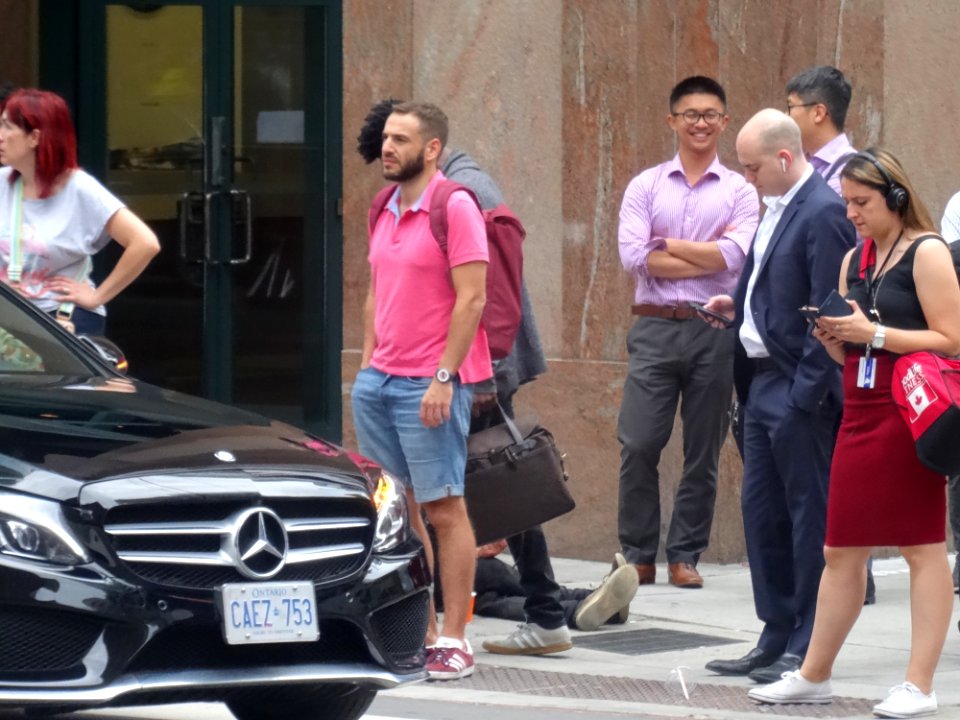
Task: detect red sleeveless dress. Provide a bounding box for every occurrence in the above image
[825,239,946,547]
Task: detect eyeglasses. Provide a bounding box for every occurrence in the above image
[785,102,817,114]
[671,110,723,125]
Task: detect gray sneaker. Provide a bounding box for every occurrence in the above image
[748,670,832,705]
[574,562,639,631]
[482,622,572,656]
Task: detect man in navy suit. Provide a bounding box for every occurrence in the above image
[701,109,856,683]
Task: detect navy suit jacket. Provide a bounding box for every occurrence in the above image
[733,171,856,416]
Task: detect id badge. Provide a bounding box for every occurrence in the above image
[857,355,876,389]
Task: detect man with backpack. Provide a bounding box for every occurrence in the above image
[351,101,488,680]
[357,99,639,655]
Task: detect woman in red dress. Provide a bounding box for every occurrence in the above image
[749,148,960,718]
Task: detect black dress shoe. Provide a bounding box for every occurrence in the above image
[747,652,802,683]
[704,647,779,676]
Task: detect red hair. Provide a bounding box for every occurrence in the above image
[4,89,78,199]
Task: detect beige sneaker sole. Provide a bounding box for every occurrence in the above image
[574,565,640,631]
[481,639,573,655]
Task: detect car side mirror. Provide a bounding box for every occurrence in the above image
[78,335,129,374]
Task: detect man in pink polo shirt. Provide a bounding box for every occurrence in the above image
[351,101,490,680]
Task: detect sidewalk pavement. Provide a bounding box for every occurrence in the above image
[386,554,960,719]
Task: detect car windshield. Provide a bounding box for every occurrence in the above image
[0,287,100,376]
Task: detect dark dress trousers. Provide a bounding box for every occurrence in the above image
[733,171,856,659]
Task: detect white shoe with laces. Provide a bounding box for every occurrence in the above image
[482,622,572,655]
[747,670,833,705]
[873,682,938,718]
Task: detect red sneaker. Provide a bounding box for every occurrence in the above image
[425,638,474,680]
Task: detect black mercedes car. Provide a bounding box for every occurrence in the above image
[0,284,430,719]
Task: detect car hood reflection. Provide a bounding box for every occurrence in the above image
[0,374,368,498]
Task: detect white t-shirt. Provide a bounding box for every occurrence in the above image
[0,167,124,315]
[942,190,960,244]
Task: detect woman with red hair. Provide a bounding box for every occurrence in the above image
[0,88,158,334]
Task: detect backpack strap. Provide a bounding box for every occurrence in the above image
[823,151,858,183]
[428,179,482,254]
[368,184,398,237]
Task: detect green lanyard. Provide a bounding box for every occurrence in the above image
[7,176,89,319]
[8,177,23,283]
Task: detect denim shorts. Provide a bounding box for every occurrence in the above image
[351,367,474,503]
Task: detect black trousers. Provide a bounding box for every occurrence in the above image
[473,556,589,629]
[617,317,734,565]
[950,475,960,587]
[742,369,835,658]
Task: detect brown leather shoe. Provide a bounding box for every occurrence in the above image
[668,562,703,588]
[635,563,656,585]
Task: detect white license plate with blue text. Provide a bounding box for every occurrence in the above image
[220,581,319,645]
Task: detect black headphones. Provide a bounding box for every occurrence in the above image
[856,150,909,212]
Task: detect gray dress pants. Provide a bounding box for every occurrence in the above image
[617,317,734,565]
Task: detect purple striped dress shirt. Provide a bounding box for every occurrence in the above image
[808,133,856,197]
[618,154,759,305]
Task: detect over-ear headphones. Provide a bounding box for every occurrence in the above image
[856,150,909,212]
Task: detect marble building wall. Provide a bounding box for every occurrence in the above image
[342,0,960,561]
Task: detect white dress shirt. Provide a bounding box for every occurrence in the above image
[740,165,814,358]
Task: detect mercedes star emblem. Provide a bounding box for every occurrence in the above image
[227,507,289,579]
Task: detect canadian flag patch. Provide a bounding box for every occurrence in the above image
[908,384,936,421]
[900,362,939,423]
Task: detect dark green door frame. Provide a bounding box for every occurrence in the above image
[38,0,344,442]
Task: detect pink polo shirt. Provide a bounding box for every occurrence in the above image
[368,171,492,383]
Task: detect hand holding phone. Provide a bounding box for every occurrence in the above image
[688,301,733,328]
[798,290,853,328]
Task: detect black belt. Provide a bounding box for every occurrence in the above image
[751,357,779,374]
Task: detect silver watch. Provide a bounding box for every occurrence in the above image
[870,324,886,350]
[434,368,453,383]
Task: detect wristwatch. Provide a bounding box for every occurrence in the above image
[434,368,453,383]
[870,324,887,350]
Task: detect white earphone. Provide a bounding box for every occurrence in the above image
[780,158,787,173]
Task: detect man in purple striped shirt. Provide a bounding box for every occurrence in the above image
[786,65,879,611]
[616,76,759,590]
[785,66,857,197]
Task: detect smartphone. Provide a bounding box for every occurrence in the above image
[817,288,854,317]
[688,301,733,328]
[798,305,820,326]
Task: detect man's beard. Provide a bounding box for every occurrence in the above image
[383,147,426,182]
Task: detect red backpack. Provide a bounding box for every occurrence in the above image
[368,180,525,360]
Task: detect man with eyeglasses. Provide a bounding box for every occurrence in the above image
[616,76,758,591]
[785,66,856,197]
[785,65,882,611]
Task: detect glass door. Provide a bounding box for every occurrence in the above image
[67,0,342,438]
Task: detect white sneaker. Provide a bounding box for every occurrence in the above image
[748,670,833,705]
[482,622,572,655]
[574,563,639,631]
[873,682,938,718]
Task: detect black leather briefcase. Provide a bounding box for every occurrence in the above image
[464,409,575,545]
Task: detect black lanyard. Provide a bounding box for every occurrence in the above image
[865,229,904,319]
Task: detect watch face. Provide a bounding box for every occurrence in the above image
[435,368,451,383]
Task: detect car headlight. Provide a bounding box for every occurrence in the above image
[0,493,89,565]
[371,472,408,552]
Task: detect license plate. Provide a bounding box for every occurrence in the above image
[220,581,319,645]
